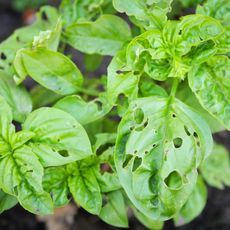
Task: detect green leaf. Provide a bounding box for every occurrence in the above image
[99,190,128,228]
[14,47,83,95]
[64,15,131,56]
[174,176,207,226]
[188,56,230,130]
[200,144,230,189]
[0,6,58,74]
[43,167,69,207]
[67,162,102,215]
[133,207,164,230]
[112,0,172,30]
[0,189,18,214]
[115,96,213,220]
[0,71,32,122]
[0,145,53,214]
[55,95,112,125]
[196,0,230,26]
[23,107,93,166]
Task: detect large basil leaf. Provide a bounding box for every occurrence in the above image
[0,71,32,122]
[23,107,93,166]
[64,15,131,56]
[115,96,212,220]
[188,56,230,130]
[174,176,207,226]
[200,144,230,189]
[14,47,83,95]
[99,190,128,228]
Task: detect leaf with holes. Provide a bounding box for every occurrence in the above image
[115,96,212,220]
[64,15,131,56]
[188,56,230,130]
[22,107,93,166]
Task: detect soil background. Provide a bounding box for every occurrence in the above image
[0,1,229,229]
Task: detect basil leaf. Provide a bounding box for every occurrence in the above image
[200,144,230,189]
[67,162,102,215]
[43,167,69,207]
[115,96,212,220]
[0,71,32,122]
[14,47,83,95]
[174,176,207,226]
[23,107,93,166]
[99,190,128,228]
[64,15,131,56]
[188,56,230,130]
[0,189,18,214]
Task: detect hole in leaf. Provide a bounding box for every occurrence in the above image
[16,36,20,42]
[134,108,144,124]
[95,100,103,111]
[173,137,183,148]
[172,113,176,118]
[58,150,69,157]
[42,11,48,21]
[132,156,142,172]
[193,132,198,138]
[184,126,191,136]
[1,53,6,60]
[197,141,200,147]
[164,171,183,190]
[122,154,132,168]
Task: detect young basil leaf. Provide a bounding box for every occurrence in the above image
[174,176,207,226]
[23,107,93,166]
[115,96,212,220]
[64,15,131,56]
[0,189,18,214]
[14,47,83,95]
[0,6,59,74]
[0,71,32,122]
[188,56,230,130]
[67,162,102,215]
[43,167,69,207]
[200,144,230,189]
[54,94,112,125]
[99,190,128,228]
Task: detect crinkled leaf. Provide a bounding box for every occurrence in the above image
[174,176,207,226]
[23,107,92,166]
[14,47,83,95]
[200,144,230,189]
[99,190,128,228]
[64,15,131,56]
[115,96,212,220]
[67,162,102,215]
[188,56,230,130]
[43,167,69,207]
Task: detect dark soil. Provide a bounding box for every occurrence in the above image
[0,1,229,229]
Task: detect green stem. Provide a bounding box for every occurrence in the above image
[170,78,180,97]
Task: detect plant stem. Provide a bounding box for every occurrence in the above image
[170,78,180,97]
